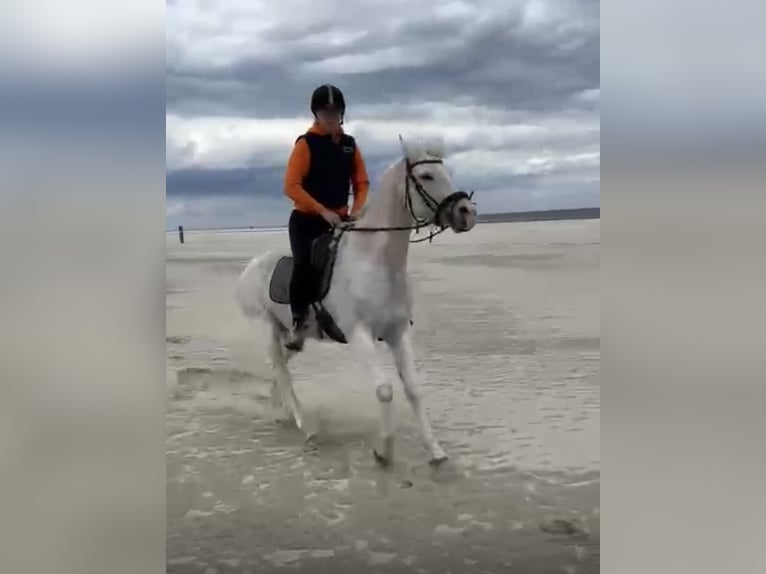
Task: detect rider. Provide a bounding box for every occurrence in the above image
[282,83,370,351]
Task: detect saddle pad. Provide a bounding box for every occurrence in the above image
[269,256,294,305]
[268,235,339,306]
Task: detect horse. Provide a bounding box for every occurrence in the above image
[236,135,478,466]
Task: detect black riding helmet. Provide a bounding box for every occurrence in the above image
[311,84,346,118]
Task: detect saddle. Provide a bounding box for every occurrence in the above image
[269,232,337,305]
[269,230,347,343]
[268,225,416,345]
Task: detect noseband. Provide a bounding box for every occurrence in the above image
[404,157,473,229]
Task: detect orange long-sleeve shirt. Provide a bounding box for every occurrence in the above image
[283,122,370,217]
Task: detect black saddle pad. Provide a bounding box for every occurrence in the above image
[269,256,294,305]
[268,232,340,306]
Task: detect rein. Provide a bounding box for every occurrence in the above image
[339,157,474,244]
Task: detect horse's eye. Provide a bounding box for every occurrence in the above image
[420,173,434,181]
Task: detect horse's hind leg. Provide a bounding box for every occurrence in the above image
[267,317,304,430]
[388,329,447,465]
[350,325,395,465]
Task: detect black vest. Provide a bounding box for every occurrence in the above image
[297,132,356,210]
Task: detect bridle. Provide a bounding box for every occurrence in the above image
[342,155,475,244]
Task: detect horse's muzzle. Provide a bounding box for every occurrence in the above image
[449,197,477,232]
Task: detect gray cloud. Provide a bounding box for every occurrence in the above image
[167,1,598,119]
[165,164,599,230]
[166,0,600,227]
[166,166,283,198]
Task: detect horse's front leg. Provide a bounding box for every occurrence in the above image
[268,319,303,430]
[350,325,395,465]
[388,328,447,465]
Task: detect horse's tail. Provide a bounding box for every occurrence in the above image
[236,253,267,319]
[236,250,283,320]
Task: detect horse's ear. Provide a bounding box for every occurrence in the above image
[398,134,411,163]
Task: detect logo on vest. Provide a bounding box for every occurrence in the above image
[342,146,354,154]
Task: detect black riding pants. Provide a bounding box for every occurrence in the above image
[288,209,331,324]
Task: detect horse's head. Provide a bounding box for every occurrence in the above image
[397,136,477,233]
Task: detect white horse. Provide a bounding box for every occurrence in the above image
[236,135,478,465]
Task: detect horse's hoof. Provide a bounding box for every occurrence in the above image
[274,415,290,427]
[429,454,449,467]
[373,449,391,467]
[305,431,318,444]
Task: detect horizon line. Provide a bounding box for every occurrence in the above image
[166,206,600,233]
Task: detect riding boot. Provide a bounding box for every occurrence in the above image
[285,312,309,352]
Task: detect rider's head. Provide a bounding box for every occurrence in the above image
[311,84,345,135]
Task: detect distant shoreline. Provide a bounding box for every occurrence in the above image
[476,207,600,224]
[166,207,600,233]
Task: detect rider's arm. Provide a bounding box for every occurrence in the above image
[284,138,325,215]
[350,145,370,216]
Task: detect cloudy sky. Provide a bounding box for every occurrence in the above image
[166,0,600,229]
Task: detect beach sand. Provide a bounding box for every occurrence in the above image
[166,220,600,573]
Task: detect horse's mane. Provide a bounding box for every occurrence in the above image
[354,136,447,219]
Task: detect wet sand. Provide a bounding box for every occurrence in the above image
[166,220,600,573]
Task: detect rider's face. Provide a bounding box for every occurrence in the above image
[316,108,342,134]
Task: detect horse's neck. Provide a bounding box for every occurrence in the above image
[347,164,412,271]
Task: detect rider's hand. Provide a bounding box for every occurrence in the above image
[320,209,342,227]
